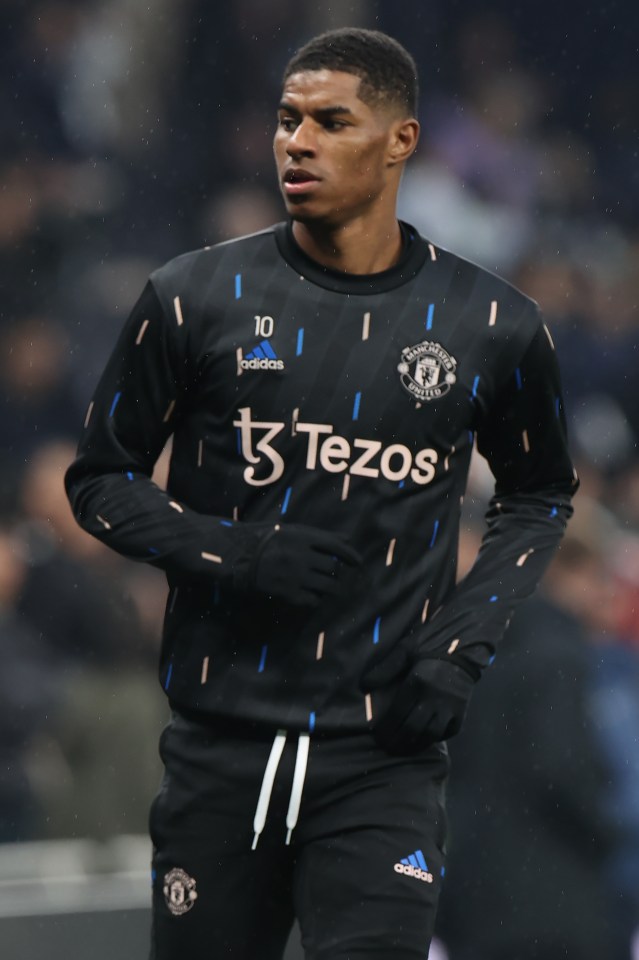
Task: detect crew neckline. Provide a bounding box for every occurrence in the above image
[273,220,430,295]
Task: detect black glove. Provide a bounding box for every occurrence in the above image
[251,523,362,606]
[361,644,478,755]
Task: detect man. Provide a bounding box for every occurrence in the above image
[66,27,577,960]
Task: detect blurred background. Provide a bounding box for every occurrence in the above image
[1,1,637,958]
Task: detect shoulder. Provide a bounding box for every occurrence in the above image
[149,225,282,297]
[424,233,538,319]
[421,235,544,372]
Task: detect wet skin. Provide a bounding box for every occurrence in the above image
[273,69,419,274]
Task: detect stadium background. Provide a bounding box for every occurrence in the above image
[1,1,637,957]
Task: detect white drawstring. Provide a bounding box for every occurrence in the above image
[285,733,310,845]
[251,730,311,849]
[252,730,287,850]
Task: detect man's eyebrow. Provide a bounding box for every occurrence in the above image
[278,100,300,115]
[315,105,355,118]
[278,101,355,117]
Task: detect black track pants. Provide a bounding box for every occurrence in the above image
[149,712,449,960]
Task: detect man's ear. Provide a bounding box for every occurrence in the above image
[388,118,420,167]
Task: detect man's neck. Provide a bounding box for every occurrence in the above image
[291,216,403,275]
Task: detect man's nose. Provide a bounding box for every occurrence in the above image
[286,120,316,158]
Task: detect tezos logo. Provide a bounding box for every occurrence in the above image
[398,340,457,402]
[233,407,438,488]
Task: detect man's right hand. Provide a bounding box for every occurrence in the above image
[251,524,362,606]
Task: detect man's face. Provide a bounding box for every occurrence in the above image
[273,69,400,226]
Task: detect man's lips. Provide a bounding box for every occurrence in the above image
[282,168,321,195]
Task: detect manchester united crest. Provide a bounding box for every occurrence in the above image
[163,867,198,916]
[398,340,457,402]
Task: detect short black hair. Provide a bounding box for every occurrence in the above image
[283,28,418,117]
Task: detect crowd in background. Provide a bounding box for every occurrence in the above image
[2,1,638,957]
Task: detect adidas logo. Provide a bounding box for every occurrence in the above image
[393,849,433,883]
[239,340,285,372]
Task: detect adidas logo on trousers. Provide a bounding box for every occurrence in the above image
[394,849,434,883]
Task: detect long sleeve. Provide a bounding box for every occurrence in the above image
[64,228,583,732]
[65,281,263,587]
[416,318,579,672]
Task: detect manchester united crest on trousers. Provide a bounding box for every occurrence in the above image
[163,867,198,916]
[398,340,457,402]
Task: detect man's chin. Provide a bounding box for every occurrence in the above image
[284,200,333,226]
[288,209,317,224]
[284,197,315,216]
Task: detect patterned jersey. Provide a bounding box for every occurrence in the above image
[66,222,578,732]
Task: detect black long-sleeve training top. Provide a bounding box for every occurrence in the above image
[66,222,578,733]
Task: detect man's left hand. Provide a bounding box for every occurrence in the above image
[362,648,477,755]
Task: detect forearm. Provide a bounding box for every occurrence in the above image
[417,483,574,671]
[419,317,578,673]
[65,463,261,585]
[65,279,264,586]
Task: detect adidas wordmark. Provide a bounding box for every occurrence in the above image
[240,357,284,371]
[394,849,434,883]
[394,862,433,883]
